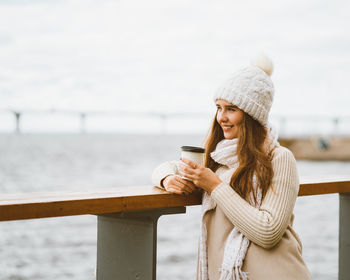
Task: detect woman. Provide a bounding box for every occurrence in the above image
[152,55,312,279]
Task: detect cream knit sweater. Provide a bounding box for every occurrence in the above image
[152,146,299,249]
[152,146,307,279]
[211,147,299,249]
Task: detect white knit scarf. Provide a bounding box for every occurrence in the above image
[198,124,279,280]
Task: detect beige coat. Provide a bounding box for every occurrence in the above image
[152,146,312,279]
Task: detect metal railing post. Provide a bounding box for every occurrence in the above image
[96,207,186,280]
[339,193,350,280]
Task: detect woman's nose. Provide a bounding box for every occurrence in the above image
[217,111,228,122]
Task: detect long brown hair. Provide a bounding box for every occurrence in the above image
[204,111,274,204]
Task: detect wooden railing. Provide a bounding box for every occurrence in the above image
[1,176,350,279]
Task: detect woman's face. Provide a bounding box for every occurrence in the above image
[216,99,244,139]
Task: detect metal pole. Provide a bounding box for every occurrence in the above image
[96,207,186,280]
[339,193,350,280]
[333,118,339,136]
[14,111,21,134]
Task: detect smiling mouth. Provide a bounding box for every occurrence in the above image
[222,125,233,129]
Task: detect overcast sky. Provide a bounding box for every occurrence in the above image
[0,0,349,132]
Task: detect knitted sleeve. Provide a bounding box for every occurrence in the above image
[151,160,179,189]
[210,147,299,249]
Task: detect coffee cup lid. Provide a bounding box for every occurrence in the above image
[181,146,205,153]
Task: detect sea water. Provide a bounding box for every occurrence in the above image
[0,134,349,280]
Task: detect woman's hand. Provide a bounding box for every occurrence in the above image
[178,158,222,193]
[161,174,197,195]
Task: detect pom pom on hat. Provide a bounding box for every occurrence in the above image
[213,54,275,127]
[250,54,274,76]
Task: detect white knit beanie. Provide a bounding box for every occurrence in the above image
[213,54,274,127]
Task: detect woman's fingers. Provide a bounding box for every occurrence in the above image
[178,167,198,182]
[171,176,193,193]
[166,186,190,195]
[181,158,198,169]
[179,162,202,175]
[174,176,196,192]
[164,175,195,194]
[166,178,192,194]
[178,169,194,181]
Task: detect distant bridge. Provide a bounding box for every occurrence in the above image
[0,108,210,134]
[0,108,349,136]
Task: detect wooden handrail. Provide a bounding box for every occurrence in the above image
[1,176,350,222]
[298,175,350,196]
[0,187,202,222]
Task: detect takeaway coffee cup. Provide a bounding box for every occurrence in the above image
[181,146,205,166]
[178,146,205,180]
